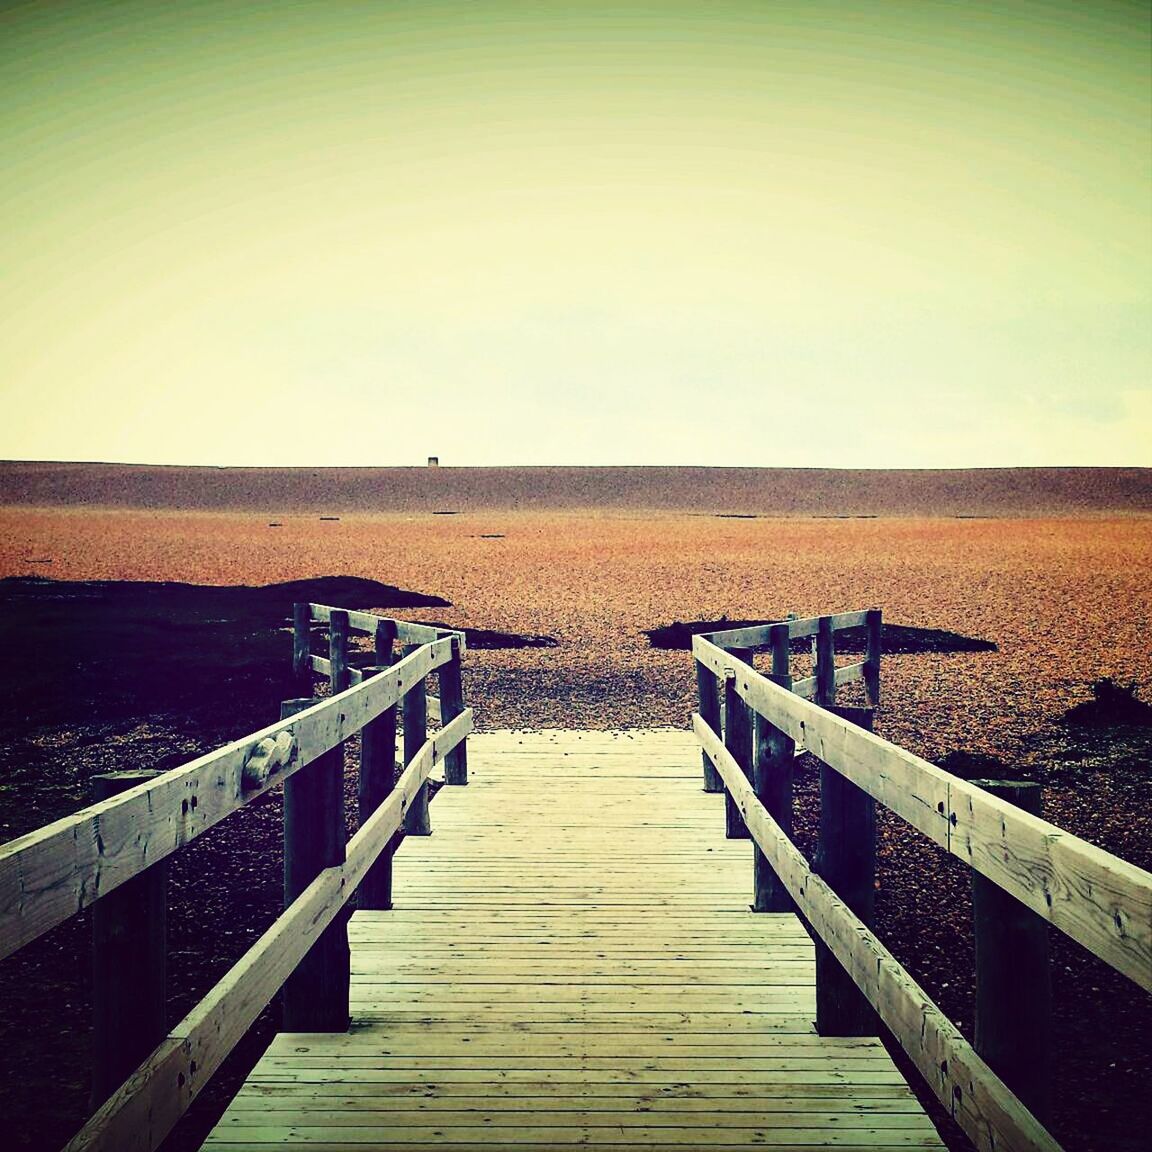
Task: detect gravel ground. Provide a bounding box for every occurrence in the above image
[0,508,1149,1152]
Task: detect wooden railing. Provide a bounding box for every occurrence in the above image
[0,604,471,1152]
[693,613,1152,1152]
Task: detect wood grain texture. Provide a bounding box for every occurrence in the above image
[704,611,871,651]
[0,638,454,962]
[308,604,466,654]
[64,710,472,1152]
[693,636,1152,990]
[696,715,1061,1152]
[200,730,943,1152]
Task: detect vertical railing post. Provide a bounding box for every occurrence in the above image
[752,622,797,912]
[723,656,753,840]
[696,657,723,792]
[292,602,312,696]
[815,615,836,707]
[402,645,431,835]
[770,621,792,688]
[358,622,399,911]
[281,697,349,1032]
[328,609,350,694]
[972,780,1052,1125]
[813,704,877,1035]
[89,770,166,1110]
[440,635,469,785]
[864,608,882,706]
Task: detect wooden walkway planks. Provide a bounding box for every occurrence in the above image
[202,729,945,1151]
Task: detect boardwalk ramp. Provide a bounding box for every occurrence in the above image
[203,730,944,1151]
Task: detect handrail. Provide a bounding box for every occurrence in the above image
[692,632,1152,1152]
[702,609,870,650]
[305,602,466,652]
[694,634,1152,989]
[0,604,471,1152]
[0,637,454,962]
[695,711,1059,1152]
[63,707,472,1152]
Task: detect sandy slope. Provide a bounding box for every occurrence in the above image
[1,461,1149,516]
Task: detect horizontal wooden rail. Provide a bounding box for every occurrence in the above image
[788,661,866,702]
[345,665,444,723]
[0,638,455,962]
[704,610,869,650]
[307,603,464,653]
[693,636,1152,991]
[695,712,1060,1152]
[64,707,473,1152]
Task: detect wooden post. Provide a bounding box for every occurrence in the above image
[292,602,312,695]
[281,697,349,1032]
[358,660,398,911]
[374,617,397,666]
[402,646,431,835]
[864,608,882,706]
[90,771,166,1110]
[441,635,469,785]
[328,608,350,694]
[752,718,795,913]
[813,704,877,1035]
[723,666,753,840]
[971,780,1052,1125]
[696,660,723,792]
[815,615,836,707]
[770,622,792,688]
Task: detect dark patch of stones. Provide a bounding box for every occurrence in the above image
[643,617,997,655]
[0,575,450,731]
[1063,679,1152,728]
[416,622,559,650]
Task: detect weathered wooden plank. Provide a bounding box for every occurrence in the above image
[815,617,836,708]
[401,646,430,836]
[0,639,454,962]
[971,780,1051,1125]
[703,611,871,651]
[864,609,882,705]
[696,661,724,792]
[440,636,468,785]
[834,661,867,688]
[281,696,348,1034]
[89,771,167,1111]
[723,670,752,839]
[694,635,1152,990]
[308,604,465,653]
[696,714,1061,1152]
[63,709,472,1152]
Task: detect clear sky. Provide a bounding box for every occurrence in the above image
[1,1,1149,467]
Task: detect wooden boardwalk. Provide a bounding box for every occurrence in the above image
[202,729,944,1151]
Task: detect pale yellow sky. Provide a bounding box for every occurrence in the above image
[1,1,1149,466]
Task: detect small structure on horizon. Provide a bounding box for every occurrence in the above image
[427,456,439,468]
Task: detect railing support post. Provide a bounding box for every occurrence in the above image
[402,646,431,835]
[328,608,350,694]
[864,608,882,706]
[815,615,836,708]
[89,770,166,1110]
[292,602,312,695]
[723,660,753,840]
[358,654,398,911]
[441,635,469,785]
[814,704,877,1036]
[752,630,796,912]
[697,661,724,792]
[281,697,349,1032]
[972,779,1052,1126]
[696,660,724,792]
